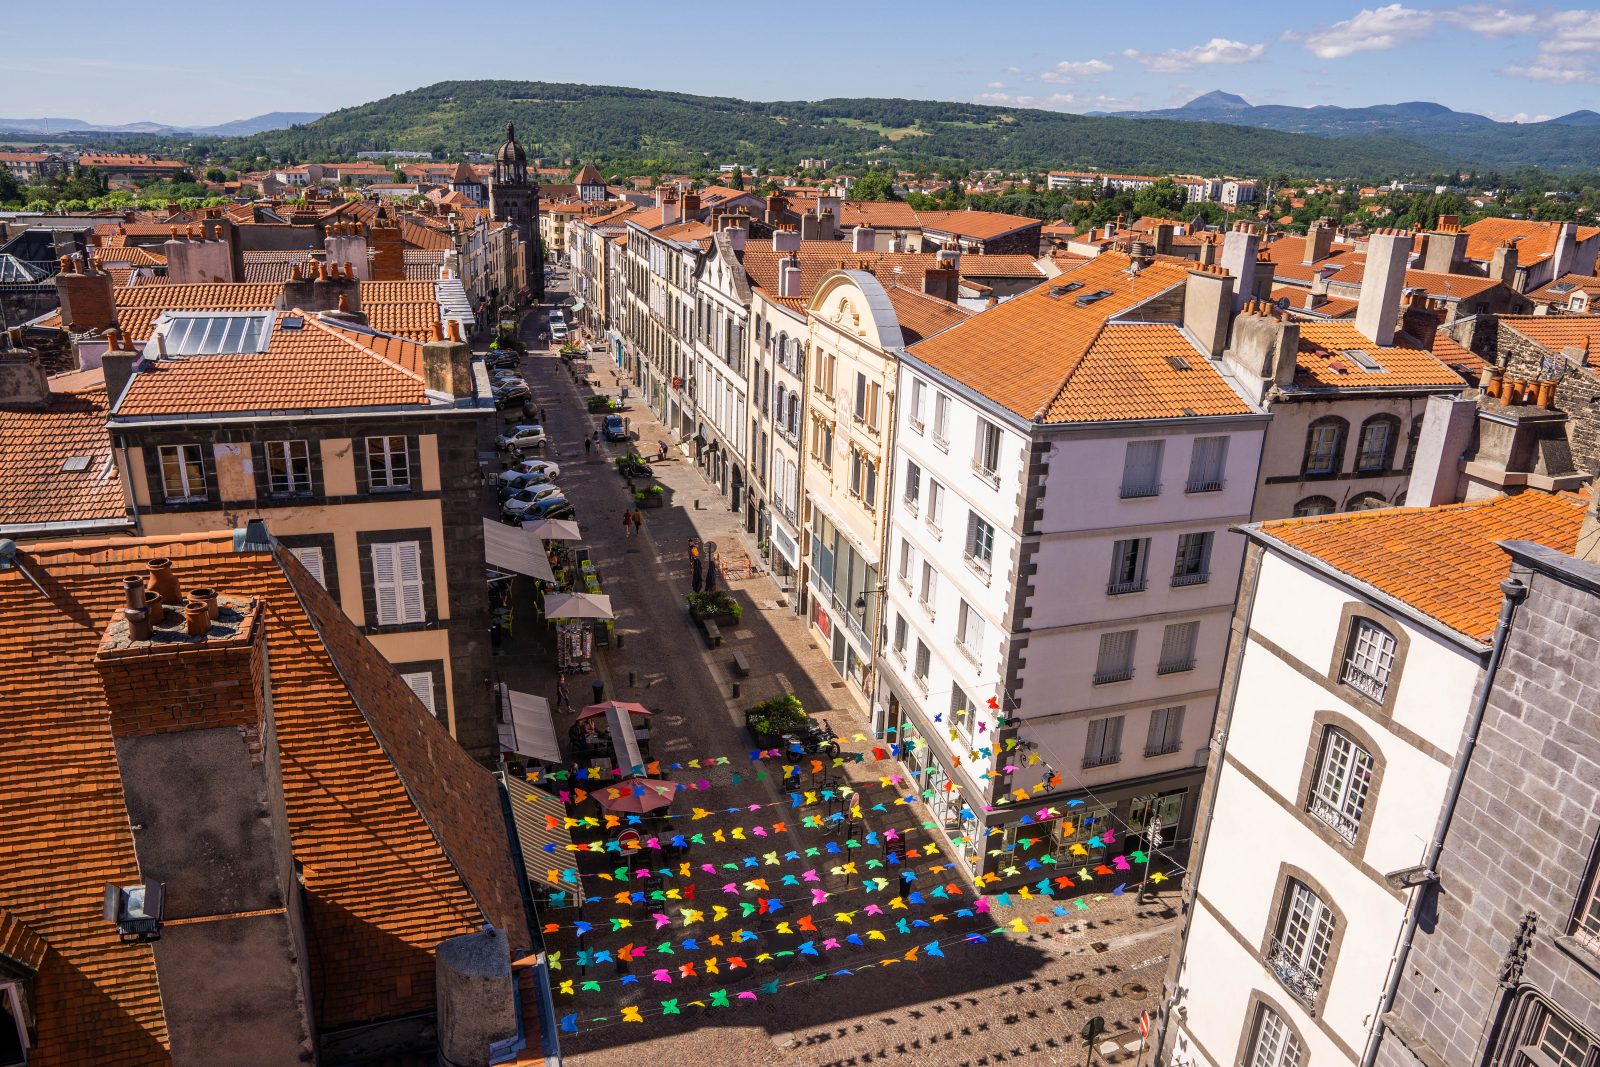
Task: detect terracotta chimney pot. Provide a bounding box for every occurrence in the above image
[146,557,182,605]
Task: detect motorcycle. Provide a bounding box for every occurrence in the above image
[771,717,839,760]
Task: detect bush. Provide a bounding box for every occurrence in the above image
[633,485,665,503]
[615,455,650,476]
[490,329,527,354]
[686,590,741,621]
[747,694,806,736]
[587,395,619,413]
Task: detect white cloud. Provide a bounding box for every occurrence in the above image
[971,91,1143,113]
[1485,109,1553,121]
[1448,5,1539,36]
[1123,37,1265,73]
[1503,52,1600,82]
[1039,58,1114,83]
[986,81,1008,89]
[1298,4,1438,58]
[1542,10,1600,52]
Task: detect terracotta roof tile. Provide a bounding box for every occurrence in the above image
[0,379,129,533]
[914,210,1042,241]
[1528,273,1600,304]
[0,534,529,1061]
[882,282,974,344]
[1326,263,1506,301]
[1499,313,1600,354]
[1258,491,1584,641]
[1041,322,1255,423]
[105,280,443,343]
[741,241,1042,309]
[1291,320,1470,390]
[1462,217,1600,264]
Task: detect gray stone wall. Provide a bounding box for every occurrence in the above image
[1377,544,1600,1067]
[1468,319,1600,470]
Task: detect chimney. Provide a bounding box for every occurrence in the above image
[1552,221,1579,278]
[1196,233,1218,268]
[1224,300,1300,394]
[1219,223,1260,312]
[163,225,236,285]
[851,225,876,253]
[764,193,787,227]
[922,265,958,303]
[1402,393,1479,506]
[1182,264,1235,358]
[323,221,371,281]
[721,219,746,253]
[778,255,803,299]
[1357,229,1410,347]
[1579,476,1600,566]
[1421,215,1467,274]
[1402,289,1440,349]
[1490,240,1519,287]
[54,254,118,334]
[659,195,679,227]
[1303,219,1333,266]
[1152,221,1174,256]
[282,263,362,316]
[423,320,475,399]
[680,191,701,219]
[94,580,316,1064]
[435,926,519,1067]
[936,242,961,273]
[771,227,801,253]
[817,195,841,239]
[369,212,405,281]
[0,341,51,408]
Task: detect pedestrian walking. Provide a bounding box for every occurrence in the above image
[658,440,668,461]
[631,507,643,533]
[538,407,547,424]
[691,555,704,593]
[584,437,592,458]
[622,510,634,539]
[556,675,571,713]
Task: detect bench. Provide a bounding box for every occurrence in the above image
[731,650,751,677]
[702,620,722,647]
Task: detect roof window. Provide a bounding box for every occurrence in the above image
[1074,289,1113,307]
[158,312,273,355]
[1049,281,1084,298]
[59,456,91,473]
[1341,348,1385,372]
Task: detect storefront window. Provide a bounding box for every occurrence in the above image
[1050,805,1112,864]
[1129,789,1186,836]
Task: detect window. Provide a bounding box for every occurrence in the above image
[956,600,984,662]
[1094,630,1136,684]
[1108,537,1150,595]
[371,541,426,625]
[367,435,410,490]
[1187,436,1228,492]
[854,372,868,421]
[913,639,931,690]
[849,449,863,496]
[973,419,1002,482]
[1348,491,1388,512]
[1158,621,1199,674]
[919,561,938,617]
[1404,414,1424,472]
[265,440,312,496]
[892,614,908,658]
[401,671,437,714]
[909,378,926,430]
[1294,495,1336,517]
[1308,727,1375,844]
[1342,618,1397,701]
[0,981,29,1067]
[904,459,922,514]
[1244,1004,1304,1067]
[1121,440,1164,498]
[965,512,995,576]
[289,546,327,588]
[862,456,877,508]
[812,419,833,469]
[1172,532,1213,586]
[1506,1003,1595,1067]
[1579,862,1600,946]
[1356,416,1399,472]
[898,538,915,588]
[933,392,952,449]
[1145,706,1185,757]
[949,685,974,737]
[1304,417,1348,475]
[1083,715,1123,768]
[927,480,945,534]
[1268,880,1337,1005]
[158,444,207,502]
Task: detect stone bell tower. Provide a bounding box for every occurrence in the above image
[488,122,543,302]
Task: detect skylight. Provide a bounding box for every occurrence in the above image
[1341,348,1385,372]
[60,456,91,473]
[158,312,273,355]
[1074,289,1113,307]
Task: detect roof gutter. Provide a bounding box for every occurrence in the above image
[107,400,492,430]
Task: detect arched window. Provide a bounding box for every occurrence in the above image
[1293,495,1336,517]
[1355,414,1401,472]
[1348,491,1388,511]
[1303,416,1348,476]
[1245,1002,1305,1067]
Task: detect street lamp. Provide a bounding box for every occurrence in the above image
[1137,815,1164,903]
[1082,1015,1107,1067]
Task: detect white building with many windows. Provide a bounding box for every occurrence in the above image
[1159,490,1587,1067]
[877,251,1269,880]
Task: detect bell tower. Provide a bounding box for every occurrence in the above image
[489,122,543,302]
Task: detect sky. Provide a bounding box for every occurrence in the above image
[5,1,1599,127]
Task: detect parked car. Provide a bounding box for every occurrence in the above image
[508,457,561,480]
[527,495,576,521]
[548,309,566,325]
[490,369,527,388]
[496,424,547,452]
[496,468,556,498]
[490,349,522,369]
[501,484,565,519]
[494,383,532,408]
[603,413,627,441]
[550,323,569,343]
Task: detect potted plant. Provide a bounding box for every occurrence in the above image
[615,454,651,478]
[634,484,667,509]
[744,694,807,746]
[587,394,618,414]
[686,590,741,626]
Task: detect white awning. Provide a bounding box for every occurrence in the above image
[499,686,561,763]
[521,518,583,541]
[483,520,556,582]
[544,592,614,620]
[607,704,645,776]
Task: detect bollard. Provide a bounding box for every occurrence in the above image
[731,682,741,699]
[616,632,625,649]
[629,671,636,687]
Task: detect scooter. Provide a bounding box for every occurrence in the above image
[774,717,839,759]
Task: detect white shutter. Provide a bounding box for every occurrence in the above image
[372,543,399,625]
[397,541,426,624]
[401,672,436,713]
[290,546,326,588]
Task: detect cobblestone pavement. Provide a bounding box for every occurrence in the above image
[488,307,1180,1067]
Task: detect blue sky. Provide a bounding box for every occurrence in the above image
[6,1,1598,126]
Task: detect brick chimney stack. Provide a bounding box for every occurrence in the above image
[423,319,476,399]
[1219,223,1260,313]
[94,560,316,1064]
[0,333,51,408]
[369,211,405,281]
[1357,229,1411,347]
[54,253,118,334]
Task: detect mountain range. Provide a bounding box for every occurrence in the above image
[0,112,323,137]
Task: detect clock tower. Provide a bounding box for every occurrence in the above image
[489,122,543,302]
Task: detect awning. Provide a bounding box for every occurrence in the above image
[521,518,583,541]
[545,592,613,620]
[570,299,586,313]
[607,703,646,775]
[506,780,575,889]
[499,686,560,763]
[483,520,556,582]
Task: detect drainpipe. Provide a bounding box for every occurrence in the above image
[1359,575,1527,1067]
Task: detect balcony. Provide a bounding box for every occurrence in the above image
[1093,666,1133,685]
[913,672,930,695]
[1107,578,1147,596]
[963,553,992,582]
[1171,571,1210,588]
[1185,478,1225,494]
[971,460,1000,489]
[1264,941,1323,1008]
[1144,740,1184,758]
[1082,751,1121,769]
[931,431,950,453]
[1120,482,1161,500]
[1157,658,1196,676]
[1341,663,1388,703]
[957,640,980,666]
[1307,795,1360,844]
[918,597,937,622]
[903,496,920,517]
[909,417,925,435]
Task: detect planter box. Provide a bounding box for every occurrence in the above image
[637,494,665,509]
[690,608,738,629]
[744,709,781,750]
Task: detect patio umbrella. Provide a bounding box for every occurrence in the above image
[522,518,583,541]
[577,700,652,721]
[544,592,614,619]
[592,778,678,814]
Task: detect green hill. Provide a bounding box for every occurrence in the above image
[226,80,1451,178]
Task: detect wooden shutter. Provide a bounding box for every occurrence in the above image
[397,541,425,624]
[372,543,399,624]
[290,546,326,588]
[401,672,436,713]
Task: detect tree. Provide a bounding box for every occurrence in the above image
[848,169,899,202]
[0,167,20,206]
[729,166,745,190]
[204,167,228,183]
[1132,179,1188,219]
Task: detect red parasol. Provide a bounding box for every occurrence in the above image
[578,700,652,721]
[592,778,678,814]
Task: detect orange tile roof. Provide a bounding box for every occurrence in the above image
[914,209,1042,241]
[1528,273,1600,304]
[839,201,921,229]
[0,533,529,1062]
[1498,314,1600,354]
[1291,320,1470,390]
[114,312,430,416]
[882,282,973,344]
[654,220,714,246]
[102,280,443,343]
[0,378,130,534]
[741,241,1042,309]
[1272,286,1359,318]
[1326,263,1506,301]
[1257,491,1584,641]
[908,253,1245,423]
[1462,217,1600,264]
